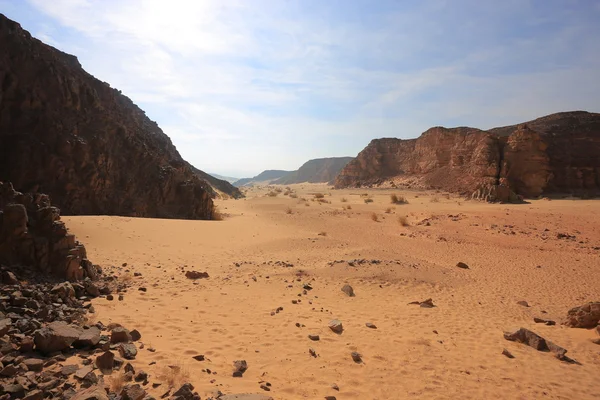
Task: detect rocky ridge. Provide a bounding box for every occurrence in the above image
[273,157,354,185]
[0,14,214,219]
[335,111,600,200]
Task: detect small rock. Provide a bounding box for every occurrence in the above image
[232,360,248,377]
[502,348,514,358]
[120,384,146,400]
[308,334,320,341]
[533,317,556,326]
[95,351,115,373]
[130,329,142,342]
[185,271,209,280]
[111,327,132,343]
[23,358,44,372]
[456,262,469,269]
[328,319,343,334]
[517,301,529,307]
[192,355,205,361]
[350,352,362,363]
[365,323,377,329]
[331,383,339,391]
[309,348,317,358]
[341,284,354,297]
[119,343,138,360]
[34,321,82,354]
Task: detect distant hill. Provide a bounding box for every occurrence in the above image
[188,165,244,199]
[234,170,293,187]
[274,157,354,185]
[208,173,239,184]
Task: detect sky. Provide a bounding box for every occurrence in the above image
[2,0,600,178]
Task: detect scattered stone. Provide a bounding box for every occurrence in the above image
[260,384,270,391]
[73,326,101,348]
[502,348,515,358]
[365,323,377,329]
[192,355,205,361]
[23,358,44,372]
[185,271,209,280]
[503,328,568,360]
[328,320,343,334]
[350,352,362,363]
[1,271,19,285]
[22,389,44,400]
[341,284,354,297]
[324,397,337,400]
[120,384,146,400]
[172,383,195,399]
[331,383,339,391]
[233,360,248,377]
[111,327,132,343]
[0,319,12,336]
[61,364,79,376]
[34,321,82,354]
[408,298,435,308]
[71,385,109,400]
[219,394,274,400]
[516,301,529,307]
[456,262,469,269]
[533,317,556,326]
[308,334,320,341]
[95,351,115,373]
[119,343,138,360]
[309,348,317,358]
[130,329,141,342]
[564,302,600,328]
[134,370,148,382]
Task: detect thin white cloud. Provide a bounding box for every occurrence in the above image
[17,0,600,177]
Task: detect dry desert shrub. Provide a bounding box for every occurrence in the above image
[360,193,369,197]
[364,198,374,204]
[340,197,348,202]
[430,196,440,203]
[345,205,352,210]
[318,231,327,236]
[289,193,298,198]
[314,193,325,199]
[385,207,392,214]
[274,187,283,193]
[371,212,379,222]
[317,198,330,204]
[398,215,409,226]
[109,371,127,393]
[305,202,310,207]
[159,361,190,388]
[285,207,293,214]
[267,191,278,197]
[390,194,409,204]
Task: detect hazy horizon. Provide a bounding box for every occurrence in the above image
[2,0,599,177]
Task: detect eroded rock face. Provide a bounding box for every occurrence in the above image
[0,182,99,281]
[0,14,213,219]
[335,112,600,198]
[335,128,500,194]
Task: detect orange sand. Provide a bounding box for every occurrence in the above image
[63,184,600,399]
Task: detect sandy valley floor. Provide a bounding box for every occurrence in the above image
[63,184,600,399]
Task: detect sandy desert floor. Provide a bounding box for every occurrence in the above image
[63,184,600,400]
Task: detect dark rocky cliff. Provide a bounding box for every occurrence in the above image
[0,14,214,219]
[335,112,600,198]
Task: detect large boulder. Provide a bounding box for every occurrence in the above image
[34,321,83,354]
[564,302,600,329]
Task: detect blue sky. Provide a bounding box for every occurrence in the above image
[2,0,599,177]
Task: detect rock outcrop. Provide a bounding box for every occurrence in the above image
[0,14,214,219]
[335,112,600,199]
[234,170,293,187]
[273,157,354,185]
[187,164,244,199]
[0,182,99,281]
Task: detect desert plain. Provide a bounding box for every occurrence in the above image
[63,184,600,400]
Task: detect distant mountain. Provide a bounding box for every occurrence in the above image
[188,165,244,199]
[234,170,293,187]
[208,173,239,184]
[274,157,354,185]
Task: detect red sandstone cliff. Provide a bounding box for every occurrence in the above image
[0,14,214,219]
[335,112,600,198]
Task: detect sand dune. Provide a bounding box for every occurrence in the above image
[64,184,600,399]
